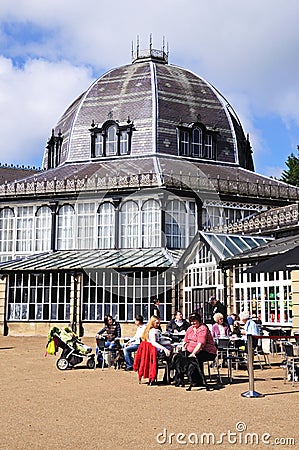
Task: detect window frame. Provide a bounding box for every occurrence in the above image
[90,120,133,158]
[177,122,216,160]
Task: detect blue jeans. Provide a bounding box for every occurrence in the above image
[123,343,139,369]
[105,340,117,358]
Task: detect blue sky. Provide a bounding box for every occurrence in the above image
[0,0,299,178]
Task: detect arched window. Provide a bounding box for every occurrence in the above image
[0,207,14,254]
[120,201,138,248]
[142,200,160,248]
[191,127,202,157]
[98,203,115,249]
[36,206,52,252]
[177,123,215,160]
[57,205,74,250]
[16,206,34,252]
[106,125,118,156]
[165,200,186,249]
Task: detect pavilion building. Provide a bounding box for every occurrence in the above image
[0,44,298,336]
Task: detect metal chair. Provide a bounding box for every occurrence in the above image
[254,338,271,370]
[282,342,299,387]
[96,337,114,368]
[217,337,246,383]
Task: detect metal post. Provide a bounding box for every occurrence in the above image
[241,334,264,398]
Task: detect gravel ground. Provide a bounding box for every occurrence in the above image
[0,336,299,450]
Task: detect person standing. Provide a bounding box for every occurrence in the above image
[208,296,227,323]
[150,298,161,318]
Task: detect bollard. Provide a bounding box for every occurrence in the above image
[241,334,264,398]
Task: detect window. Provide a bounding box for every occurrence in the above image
[0,207,14,253]
[57,205,74,250]
[16,206,34,252]
[90,120,133,158]
[82,270,173,322]
[36,206,52,252]
[98,203,115,249]
[95,133,104,156]
[106,125,118,155]
[191,127,202,157]
[205,134,213,158]
[181,130,189,156]
[177,122,215,159]
[77,203,96,249]
[142,200,160,247]
[120,201,138,248]
[165,200,186,249]
[7,272,71,321]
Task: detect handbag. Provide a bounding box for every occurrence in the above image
[46,340,56,355]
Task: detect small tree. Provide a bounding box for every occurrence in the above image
[280,149,299,186]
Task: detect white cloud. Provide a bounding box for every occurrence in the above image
[0,56,93,166]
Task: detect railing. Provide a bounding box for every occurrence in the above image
[0,170,298,202]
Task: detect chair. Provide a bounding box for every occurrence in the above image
[254,339,271,370]
[203,359,222,384]
[294,334,299,356]
[133,341,170,385]
[96,337,114,368]
[217,337,246,384]
[282,342,299,387]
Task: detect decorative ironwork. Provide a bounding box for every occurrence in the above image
[0,170,298,203]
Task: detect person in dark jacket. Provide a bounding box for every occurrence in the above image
[150,298,161,318]
[166,311,190,334]
[96,314,121,357]
[208,296,227,323]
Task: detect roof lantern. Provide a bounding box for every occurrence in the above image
[131,34,168,64]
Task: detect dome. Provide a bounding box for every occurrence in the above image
[43,48,254,172]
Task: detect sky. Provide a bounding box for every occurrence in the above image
[0,0,299,178]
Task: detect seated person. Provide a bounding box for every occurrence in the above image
[211,313,230,340]
[182,312,217,386]
[123,315,146,371]
[141,315,171,358]
[166,311,190,335]
[239,311,261,350]
[227,313,241,336]
[96,314,121,358]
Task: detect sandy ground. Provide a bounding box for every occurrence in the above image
[0,336,299,450]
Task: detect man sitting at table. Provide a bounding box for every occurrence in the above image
[123,315,146,371]
[166,311,190,335]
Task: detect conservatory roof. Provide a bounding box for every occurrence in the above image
[198,231,271,263]
[0,248,184,272]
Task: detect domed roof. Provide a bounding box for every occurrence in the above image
[43,48,253,171]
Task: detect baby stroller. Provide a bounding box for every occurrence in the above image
[47,326,95,370]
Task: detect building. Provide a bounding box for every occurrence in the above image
[0,43,298,336]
